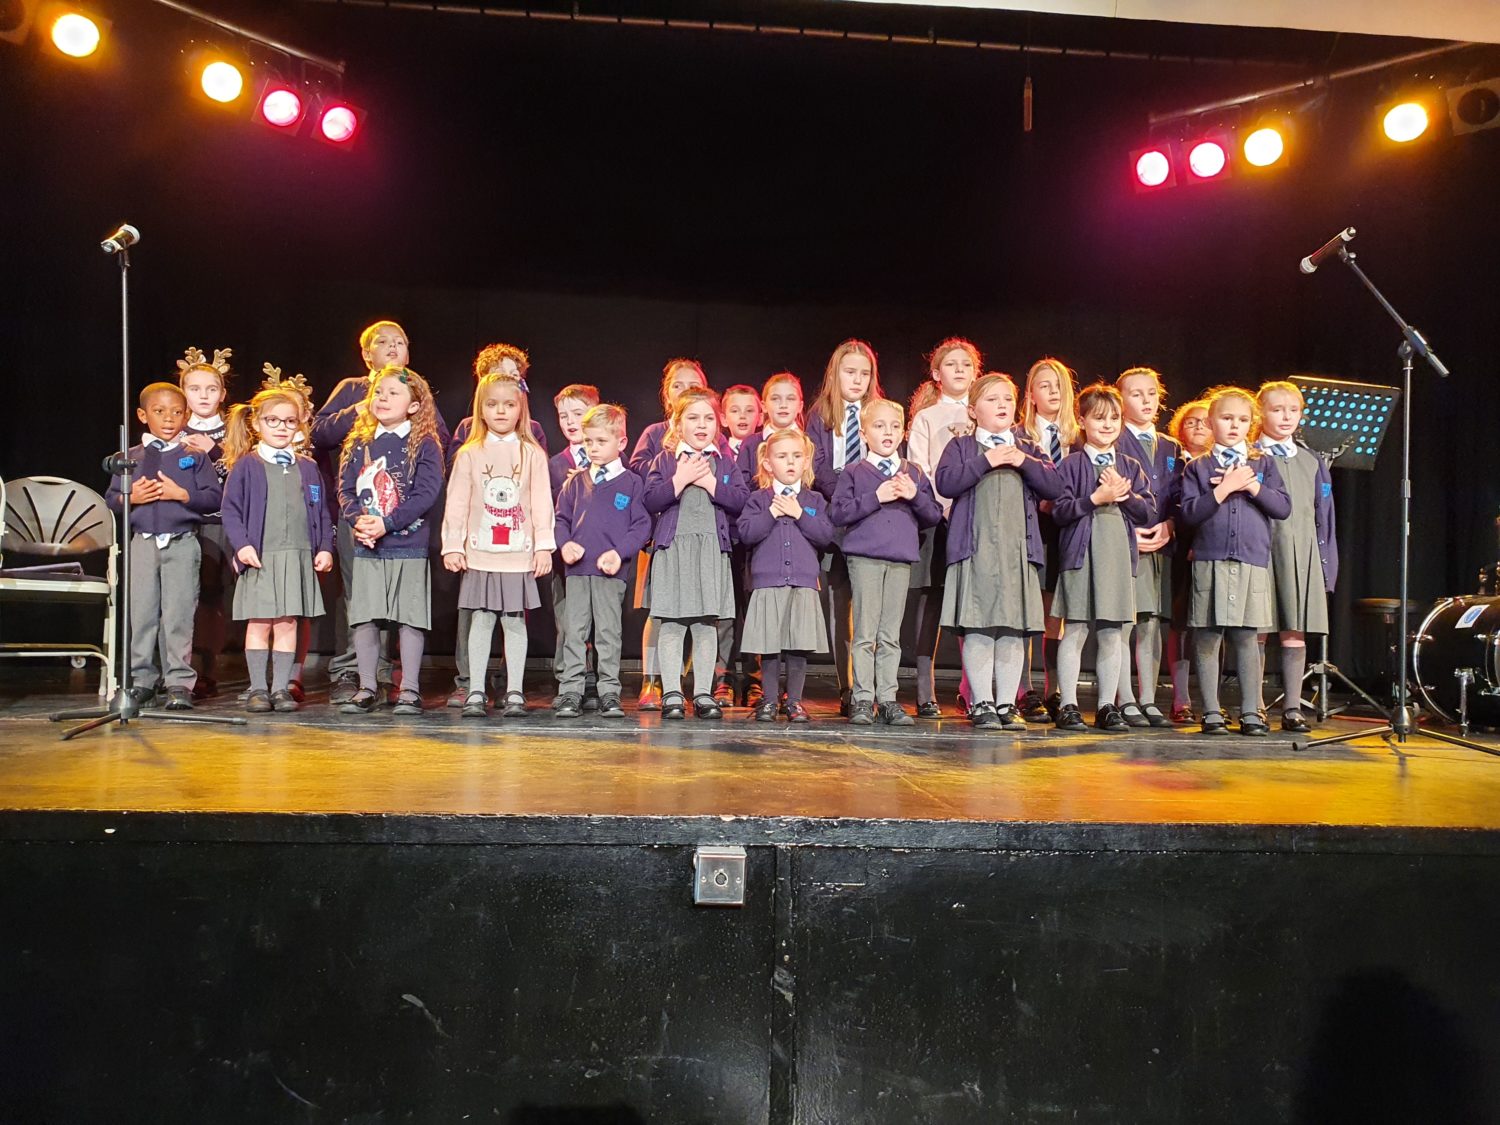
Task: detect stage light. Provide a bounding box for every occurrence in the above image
[1,0,36,46]
[1134,148,1171,188]
[1446,79,1500,136]
[256,81,306,131]
[49,10,99,57]
[1242,126,1285,168]
[316,101,362,145]
[1382,101,1429,143]
[1187,139,1228,179]
[201,59,245,104]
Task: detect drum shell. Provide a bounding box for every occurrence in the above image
[1412,596,1500,726]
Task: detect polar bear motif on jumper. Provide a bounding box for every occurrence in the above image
[472,464,530,554]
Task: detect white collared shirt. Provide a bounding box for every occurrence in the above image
[142,434,181,452]
[570,443,588,469]
[484,429,520,445]
[187,414,223,433]
[1083,443,1116,465]
[1258,436,1297,459]
[675,440,715,457]
[763,421,801,438]
[865,450,901,474]
[589,457,626,483]
[375,420,412,439]
[1213,442,1250,464]
[728,436,744,456]
[256,441,296,465]
[975,427,1015,447]
[940,394,968,408]
[773,480,804,497]
[1126,423,1157,442]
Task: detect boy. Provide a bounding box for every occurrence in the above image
[547,384,603,706]
[105,382,223,709]
[829,399,942,726]
[552,404,652,718]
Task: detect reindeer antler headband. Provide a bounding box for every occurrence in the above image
[178,346,233,379]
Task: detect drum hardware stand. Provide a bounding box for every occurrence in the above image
[1454,668,1476,737]
[48,224,246,740]
[1300,243,1496,756]
[1272,631,1390,723]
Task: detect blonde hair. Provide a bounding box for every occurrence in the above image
[1257,379,1304,409]
[340,365,441,474]
[474,342,530,380]
[581,402,628,439]
[222,389,309,470]
[758,372,804,427]
[756,428,816,490]
[1116,365,1168,398]
[664,386,720,449]
[659,358,708,415]
[812,339,884,436]
[1167,399,1209,446]
[359,320,406,357]
[1022,357,1080,450]
[968,372,1019,410]
[1204,385,1265,455]
[460,371,544,456]
[555,383,600,408]
[861,397,905,431]
[911,337,983,417]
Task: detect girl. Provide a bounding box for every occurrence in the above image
[221,383,334,713]
[443,370,556,719]
[934,373,1064,730]
[336,365,445,716]
[1020,357,1082,721]
[1113,367,1184,728]
[807,339,884,715]
[1256,380,1338,733]
[178,346,234,698]
[907,338,980,718]
[736,429,834,722]
[1050,384,1154,733]
[1164,398,1212,722]
[736,372,804,479]
[642,387,749,719]
[1179,387,1292,736]
[630,358,710,710]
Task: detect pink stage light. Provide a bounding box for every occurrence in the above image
[318,104,360,144]
[1187,140,1228,179]
[260,87,304,130]
[1134,148,1171,188]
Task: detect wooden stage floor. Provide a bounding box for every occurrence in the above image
[4,669,1500,834]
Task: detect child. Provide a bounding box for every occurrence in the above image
[721,384,763,464]
[830,398,942,726]
[630,358,710,709]
[734,374,801,479]
[442,369,556,719]
[269,364,321,702]
[548,384,603,707]
[641,386,749,719]
[1179,386,1292,736]
[220,380,334,712]
[934,373,1064,730]
[1164,398,1212,722]
[737,428,834,722]
[104,382,223,709]
[552,403,653,718]
[176,346,234,699]
[1256,380,1338,733]
[445,343,547,708]
[907,338,980,717]
[1112,367,1185,729]
[1019,357,1082,721]
[1050,384,1154,733]
[336,365,445,715]
[808,339,885,715]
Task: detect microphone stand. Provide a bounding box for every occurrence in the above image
[1300,245,1496,756]
[50,233,245,739]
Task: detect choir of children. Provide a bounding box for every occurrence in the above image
[107,324,1337,734]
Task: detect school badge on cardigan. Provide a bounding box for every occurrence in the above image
[474,463,530,553]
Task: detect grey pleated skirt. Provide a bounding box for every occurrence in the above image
[741,586,829,654]
[1134,549,1173,618]
[458,568,541,613]
[939,469,1042,632]
[349,555,431,629]
[645,534,736,620]
[1189,559,1272,630]
[1051,505,1137,625]
[232,549,324,620]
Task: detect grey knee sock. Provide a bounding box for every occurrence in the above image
[468,611,497,698]
[658,620,686,697]
[501,614,528,694]
[1281,642,1309,716]
[271,651,294,694]
[398,625,425,695]
[1194,629,1225,715]
[786,654,808,703]
[1017,635,1034,701]
[994,631,1026,708]
[1135,617,1162,707]
[689,622,717,698]
[1095,625,1124,708]
[1115,622,1137,706]
[761,656,782,700]
[246,648,269,693]
[961,632,997,705]
[1230,627,1263,716]
[354,624,381,691]
[1057,624,1089,707]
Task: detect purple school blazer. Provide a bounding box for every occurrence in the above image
[829,458,943,563]
[1114,427,1185,525]
[805,411,846,499]
[221,455,334,574]
[1052,449,1155,576]
[641,447,750,553]
[1179,453,1292,568]
[934,434,1064,569]
[736,486,835,590]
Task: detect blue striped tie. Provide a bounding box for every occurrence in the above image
[594,466,607,484]
[577,447,589,469]
[844,404,862,467]
[1094,453,1112,467]
[273,450,294,466]
[879,458,894,476]
[1047,423,1062,465]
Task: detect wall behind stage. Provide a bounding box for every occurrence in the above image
[3,3,1498,666]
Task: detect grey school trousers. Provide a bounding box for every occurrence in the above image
[558,575,625,698]
[848,556,910,704]
[129,533,200,691]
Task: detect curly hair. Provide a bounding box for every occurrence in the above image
[340,365,442,476]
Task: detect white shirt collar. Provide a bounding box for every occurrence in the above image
[1126,422,1156,440]
[142,434,181,451]
[484,429,520,445]
[375,420,412,439]
[1214,442,1250,461]
[975,426,1014,446]
[763,421,800,437]
[1083,443,1116,462]
[256,441,295,464]
[728,436,744,454]
[865,450,900,470]
[773,480,804,496]
[187,414,223,432]
[589,457,625,481]
[676,440,715,457]
[569,442,587,463]
[1258,436,1297,458]
[940,394,968,407]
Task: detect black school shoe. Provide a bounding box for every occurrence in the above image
[329,671,361,706]
[245,689,273,714]
[661,692,686,720]
[693,694,723,720]
[270,689,298,713]
[1281,711,1312,734]
[598,696,626,718]
[785,701,810,724]
[339,689,379,715]
[877,701,915,727]
[994,704,1027,732]
[916,701,943,719]
[1044,691,1063,724]
[1095,703,1131,733]
[1239,711,1270,737]
[461,692,488,719]
[163,687,194,711]
[392,690,424,716]
[1200,710,1230,736]
[1054,703,1088,732]
[1018,690,1050,723]
[1117,703,1151,728]
[970,701,1001,730]
[1141,704,1173,728]
[848,700,876,726]
[501,692,528,718]
[754,698,778,722]
[552,693,582,719]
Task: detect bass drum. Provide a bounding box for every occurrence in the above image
[1412,596,1500,726]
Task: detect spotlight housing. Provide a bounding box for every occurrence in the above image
[255,79,307,132]
[1185,134,1232,182]
[201,58,245,103]
[314,99,363,147]
[1242,125,1286,168]
[1446,78,1500,136]
[1130,145,1175,192]
[39,4,108,58]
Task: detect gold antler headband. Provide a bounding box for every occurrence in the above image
[177,346,233,378]
[261,362,313,400]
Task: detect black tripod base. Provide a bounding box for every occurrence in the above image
[1299,717,1500,757]
[49,703,248,741]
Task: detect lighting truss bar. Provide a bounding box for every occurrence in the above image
[148,0,346,75]
[1147,40,1477,125]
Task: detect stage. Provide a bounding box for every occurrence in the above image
[4,667,1499,1123]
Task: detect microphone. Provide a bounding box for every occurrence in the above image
[100,224,140,255]
[1299,227,1355,274]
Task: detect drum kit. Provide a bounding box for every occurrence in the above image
[1412,593,1500,736]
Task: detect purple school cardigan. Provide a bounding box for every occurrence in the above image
[554,467,653,579]
[105,443,223,536]
[641,447,750,553]
[829,458,943,563]
[934,434,1063,569]
[1178,453,1292,568]
[1052,449,1155,576]
[736,486,834,590]
[221,455,334,574]
[1114,427,1185,525]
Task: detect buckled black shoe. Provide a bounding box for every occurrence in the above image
[1054,703,1088,732]
[1281,711,1312,734]
[916,701,943,719]
[1239,711,1270,737]
[1201,710,1229,736]
[1141,704,1173,728]
[339,689,379,715]
[1118,702,1151,728]
[461,692,488,719]
[1019,690,1050,723]
[501,692,528,718]
[693,694,723,720]
[661,692,686,720]
[392,690,424,716]
[1095,703,1130,733]
[994,704,1027,732]
[970,701,1001,730]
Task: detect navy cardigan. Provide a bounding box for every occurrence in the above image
[1051,449,1155,576]
[736,486,834,591]
[934,434,1063,569]
[221,455,334,574]
[829,458,943,563]
[1178,453,1292,568]
[641,447,750,553]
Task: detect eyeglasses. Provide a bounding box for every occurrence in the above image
[261,416,299,429]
